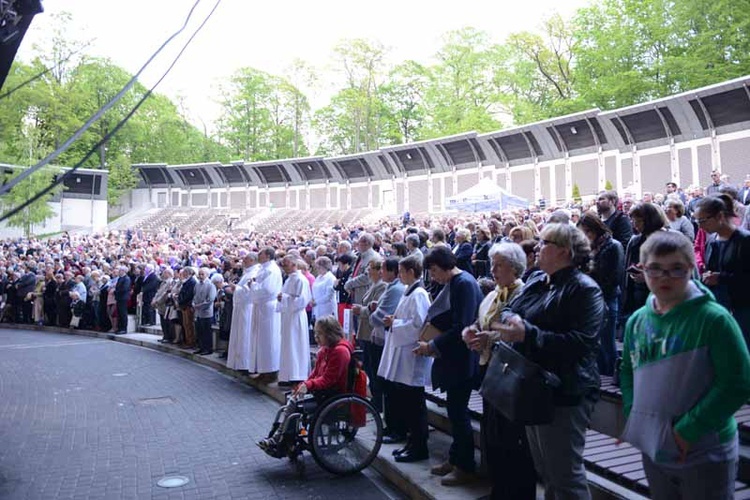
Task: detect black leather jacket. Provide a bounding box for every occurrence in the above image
[506,266,604,406]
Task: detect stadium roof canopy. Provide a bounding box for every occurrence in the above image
[132,75,750,189]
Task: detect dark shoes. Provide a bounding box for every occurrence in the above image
[195,350,213,356]
[393,448,428,463]
[430,461,453,476]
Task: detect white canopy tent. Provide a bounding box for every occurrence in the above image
[446,179,529,212]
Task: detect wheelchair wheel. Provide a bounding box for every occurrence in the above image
[309,394,383,475]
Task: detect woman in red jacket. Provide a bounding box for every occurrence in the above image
[258,316,352,454]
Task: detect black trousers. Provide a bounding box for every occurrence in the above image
[141,301,156,325]
[480,367,537,499]
[387,380,428,451]
[159,314,173,341]
[382,379,406,437]
[361,340,385,412]
[445,385,476,472]
[116,300,128,332]
[195,317,212,352]
[21,300,32,324]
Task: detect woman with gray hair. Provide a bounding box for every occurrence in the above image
[492,223,604,499]
[153,269,174,343]
[664,197,695,242]
[311,256,337,323]
[463,242,535,498]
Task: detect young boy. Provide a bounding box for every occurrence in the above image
[620,231,750,499]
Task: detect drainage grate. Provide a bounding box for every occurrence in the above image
[137,396,176,406]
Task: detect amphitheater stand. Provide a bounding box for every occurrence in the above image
[107,206,159,231]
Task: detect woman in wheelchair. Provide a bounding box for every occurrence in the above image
[258,316,353,455]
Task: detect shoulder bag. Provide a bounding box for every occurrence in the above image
[479,341,561,425]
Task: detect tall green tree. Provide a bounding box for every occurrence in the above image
[380,60,429,144]
[313,39,395,155]
[419,28,505,137]
[217,67,308,161]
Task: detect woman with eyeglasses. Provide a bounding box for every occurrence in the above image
[493,223,604,499]
[620,230,750,499]
[694,194,750,343]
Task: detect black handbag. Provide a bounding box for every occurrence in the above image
[479,341,561,425]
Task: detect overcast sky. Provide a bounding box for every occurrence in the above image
[17,0,590,131]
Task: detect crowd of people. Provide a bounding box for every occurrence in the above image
[2,170,750,499]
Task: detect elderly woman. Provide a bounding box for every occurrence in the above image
[664,197,695,242]
[88,270,102,329]
[258,316,353,456]
[452,228,473,274]
[494,223,604,499]
[152,268,174,343]
[42,269,57,326]
[418,245,483,485]
[311,256,337,322]
[463,242,535,499]
[472,226,492,278]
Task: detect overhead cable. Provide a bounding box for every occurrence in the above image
[0,0,203,197]
[0,0,222,223]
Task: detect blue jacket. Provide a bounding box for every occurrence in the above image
[430,271,483,391]
[114,274,131,302]
[370,279,406,332]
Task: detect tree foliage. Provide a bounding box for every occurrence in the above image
[0,167,62,237]
[218,67,310,161]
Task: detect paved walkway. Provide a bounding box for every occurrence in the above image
[0,328,400,500]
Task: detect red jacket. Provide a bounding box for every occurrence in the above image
[694,228,707,273]
[305,339,352,393]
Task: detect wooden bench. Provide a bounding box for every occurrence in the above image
[584,430,750,498]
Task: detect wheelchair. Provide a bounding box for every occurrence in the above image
[263,390,383,475]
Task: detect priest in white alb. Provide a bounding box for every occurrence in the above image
[226,252,260,370]
[249,247,283,378]
[277,256,312,385]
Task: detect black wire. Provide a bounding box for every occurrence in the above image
[0,0,223,225]
[0,0,203,197]
[0,40,94,101]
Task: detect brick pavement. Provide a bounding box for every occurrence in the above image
[0,329,399,500]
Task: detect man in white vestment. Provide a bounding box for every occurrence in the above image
[249,247,283,378]
[226,253,260,370]
[277,256,312,385]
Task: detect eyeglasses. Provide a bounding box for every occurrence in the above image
[643,267,691,279]
[538,239,559,247]
[695,215,715,225]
